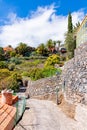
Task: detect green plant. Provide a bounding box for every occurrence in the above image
[6,73,20,92]
[44,54,60,67]
[42,66,57,77]
[22,71,30,77]
[8,63,15,71]
[33,60,41,66]
[10,57,22,64]
[0,61,8,69]
[29,68,43,80]
[10,51,16,57]
[56,68,62,74]
[0,69,11,90]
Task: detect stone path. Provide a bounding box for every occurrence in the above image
[14,99,84,130]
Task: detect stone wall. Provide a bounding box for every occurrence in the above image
[62,42,87,104]
[26,76,62,101]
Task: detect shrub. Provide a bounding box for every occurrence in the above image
[60,56,66,61]
[29,68,43,80]
[22,71,30,77]
[0,69,11,90]
[8,63,15,71]
[33,60,41,66]
[6,73,20,92]
[56,68,62,74]
[0,70,21,92]
[0,61,8,69]
[44,54,60,67]
[10,57,22,64]
[10,51,16,57]
[0,69,10,80]
[42,66,57,77]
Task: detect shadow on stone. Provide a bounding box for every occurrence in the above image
[25,106,30,110]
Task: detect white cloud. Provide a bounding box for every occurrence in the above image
[0,5,85,48]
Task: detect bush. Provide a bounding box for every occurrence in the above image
[22,71,30,77]
[33,60,41,66]
[6,73,20,92]
[29,68,43,80]
[0,69,10,80]
[44,54,60,67]
[10,57,22,64]
[22,66,61,81]
[56,68,62,75]
[0,70,21,91]
[8,63,15,71]
[10,51,16,57]
[0,61,8,69]
[0,69,11,90]
[60,56,66,61]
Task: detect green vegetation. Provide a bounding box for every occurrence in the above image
[65,12,77,59]
[0,32,67,91]
[0,52,63,91]
[44,54,60,67]
[0,61,8,69]
[68,12,73,33]
[42,66,58,77]
[22,66,62,81]
[6,73,20,92]
[0,69,20,92]
[10,57,22,65]
[0,10,82,93]
[21,54,62,81]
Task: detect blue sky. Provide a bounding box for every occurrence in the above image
[0,0,87,47]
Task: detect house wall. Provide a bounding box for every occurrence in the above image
[76,17,87,47]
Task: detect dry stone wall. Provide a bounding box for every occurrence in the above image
[26,76,62,100]
[62,42,87,104]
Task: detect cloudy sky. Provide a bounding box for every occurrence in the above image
[0,0,87,47]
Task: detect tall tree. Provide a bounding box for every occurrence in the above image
[68,12,73,33]
[53,41,56,48]
[37,43,48,56]
[46,39,54,53]
[0,47,4,60]
[65,12,76,59]
[57,40,61,48]
[65,33,75,58]
[16,42,28,56]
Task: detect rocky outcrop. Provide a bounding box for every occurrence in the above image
[62,42,87,104]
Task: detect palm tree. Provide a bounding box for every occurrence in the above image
[16,42,28,56]
[53,41,56,49]
[46,39,54,53]
[37,43,47,56]
[57,40,61,52]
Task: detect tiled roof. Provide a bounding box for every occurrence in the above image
[3,47,13,52]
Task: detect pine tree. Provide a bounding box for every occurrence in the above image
[65,12,76,59]
[68,12,73,33]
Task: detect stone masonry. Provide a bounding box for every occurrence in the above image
[62,42,87,104]
[26,76,62,101]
